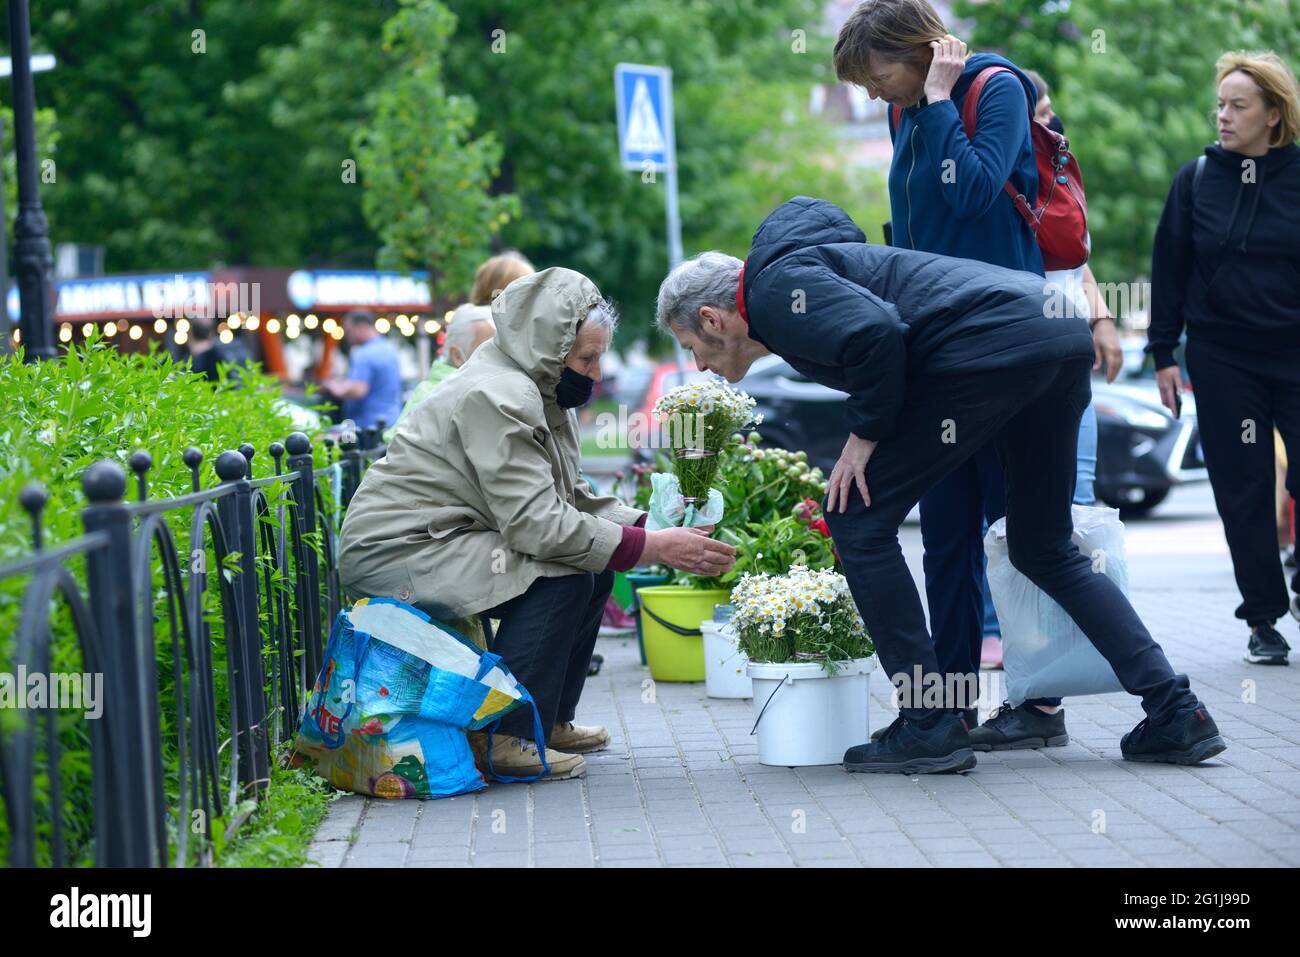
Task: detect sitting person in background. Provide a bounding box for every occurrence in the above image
[384,303,496,442]
[383,251,537,443]
[471,249,535,306]
[340,268,736,780]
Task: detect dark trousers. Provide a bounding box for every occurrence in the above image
[484,569,613,741]
[1185,339,1300,625]
[919,444,1005,691]
[824,358,1195,723]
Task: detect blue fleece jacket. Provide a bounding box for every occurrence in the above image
[887,52,1043,275]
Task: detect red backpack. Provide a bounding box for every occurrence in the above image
[891,66,1089,270]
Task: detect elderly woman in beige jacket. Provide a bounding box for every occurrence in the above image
[340,267,736,779]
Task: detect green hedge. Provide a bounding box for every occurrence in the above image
[1,335,333,866]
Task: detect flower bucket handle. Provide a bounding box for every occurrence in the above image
[749,671,793,736]
[639,599,703,637]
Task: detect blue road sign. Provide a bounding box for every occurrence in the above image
[614,63,674,172]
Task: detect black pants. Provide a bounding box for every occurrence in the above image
[824,358,1195,723]
[484,570,613,740]
[1185,338,1300,625]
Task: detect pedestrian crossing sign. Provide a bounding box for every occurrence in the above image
[615,63,674,171]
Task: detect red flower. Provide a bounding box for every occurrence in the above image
[378,686,389,697]
[810,517,830,539]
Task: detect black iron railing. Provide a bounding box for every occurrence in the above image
[0,421,390,867]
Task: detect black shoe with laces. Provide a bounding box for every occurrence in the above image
[968,701,1069,751]
[1121,702,1227,765]
[870,707,976,742]
[1246,623,1290,665]
[845,711,977,774]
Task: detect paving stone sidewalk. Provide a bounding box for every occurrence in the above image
[308,503,1300,868]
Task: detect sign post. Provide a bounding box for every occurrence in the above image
[615,62,686,373]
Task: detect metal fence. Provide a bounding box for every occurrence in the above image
[0,422,390,867]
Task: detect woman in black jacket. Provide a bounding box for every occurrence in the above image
[1148,51,1300,665]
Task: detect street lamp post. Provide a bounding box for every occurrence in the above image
[7,0,57,361]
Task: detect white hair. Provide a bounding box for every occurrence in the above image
[443,304,494,359]
[655,251,743,335]
[581,298,619,337]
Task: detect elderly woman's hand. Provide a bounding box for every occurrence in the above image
[642,527,737,577]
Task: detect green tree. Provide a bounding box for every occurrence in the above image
[13,0,883,342]
[352,0,518,298]
[13,0,322,269]
[959,0,1300,287]
[439,0,872,341]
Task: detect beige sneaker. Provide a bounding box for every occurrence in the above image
[487,734,585,781]
[549,721,610,754]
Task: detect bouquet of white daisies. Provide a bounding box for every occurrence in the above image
[729,565,873,672]
[648,380,759,527]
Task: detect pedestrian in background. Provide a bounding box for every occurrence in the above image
[1149,50,1300,665]
[321,309,403,434]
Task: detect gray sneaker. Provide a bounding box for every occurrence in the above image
[1246,623,1290,665]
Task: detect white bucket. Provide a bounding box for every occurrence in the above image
[746,657,876,767]
[701,620,752,699]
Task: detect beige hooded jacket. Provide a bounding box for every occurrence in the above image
[338,267,643,619]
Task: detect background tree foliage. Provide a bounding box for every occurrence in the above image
[352,0,518,297]
[957,0,1300,288]
[6,0,875,343]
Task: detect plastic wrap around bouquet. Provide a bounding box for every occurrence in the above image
[985,504,1127,705]
[294,597,549,800]
[645,472,724,530]
[647,379,759,529]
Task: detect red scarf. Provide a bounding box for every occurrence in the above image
[735,259,748,322]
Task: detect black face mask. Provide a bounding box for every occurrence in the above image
[1047,114,1065,135]
[555,367,595,408]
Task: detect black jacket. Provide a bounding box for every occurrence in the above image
[1148,143,1300,369]
[740,197,1093,441]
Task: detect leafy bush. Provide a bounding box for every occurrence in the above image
[0,336,331,866]
[625,432,834,589]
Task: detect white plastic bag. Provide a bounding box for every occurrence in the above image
[644,472,724,530]
[984,504,1126,705]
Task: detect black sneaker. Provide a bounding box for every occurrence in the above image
[870,708,975,742]
[1121,703,1227,765]
[845,711,977,774]
[1246,623,1290,665]
[969,701,1069,751]
[1290,593,1300,624]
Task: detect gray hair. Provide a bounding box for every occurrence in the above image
[580,297,620,337]
[655,251,743,336]
[443,304,494,359]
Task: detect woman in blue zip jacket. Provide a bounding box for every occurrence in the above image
[1148,51,1300,666]
[833,0,1121,749]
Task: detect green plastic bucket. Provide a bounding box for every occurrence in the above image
[637,586,730,682]
[612,571,633,610]
[626,571,670,666]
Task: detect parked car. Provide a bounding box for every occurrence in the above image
[729,353,1204,516]
[1092,341,1206,514]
